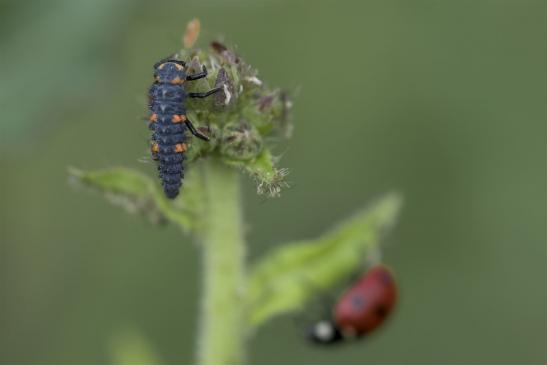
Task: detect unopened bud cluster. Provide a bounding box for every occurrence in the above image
[179,38,293,196]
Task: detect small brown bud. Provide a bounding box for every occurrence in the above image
[183,18,201,48]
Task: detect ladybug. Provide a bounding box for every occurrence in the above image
[307,265,397,345]
[148,57,220,199]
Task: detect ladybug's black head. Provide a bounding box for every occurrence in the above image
[154,61,187,84]
[307,321,344,345]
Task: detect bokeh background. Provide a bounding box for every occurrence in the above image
[1,0,546,364]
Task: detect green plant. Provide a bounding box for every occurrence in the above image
[69,20,402,365]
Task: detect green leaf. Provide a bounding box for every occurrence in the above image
[246,193,402,327]
[68,167,200,232]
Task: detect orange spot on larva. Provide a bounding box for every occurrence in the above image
[175,143,187,153]
[174,63,184,71]
[151,143,159,153]
[171,114,187,123]
[170,76,184,84]
[149,113,158,122]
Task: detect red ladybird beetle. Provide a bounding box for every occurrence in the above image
[308,264,398,344]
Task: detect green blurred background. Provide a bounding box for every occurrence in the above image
[1,0,545,364]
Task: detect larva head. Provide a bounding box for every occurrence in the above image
[154,61,187,84]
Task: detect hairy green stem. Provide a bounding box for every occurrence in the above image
[196,158,246,365]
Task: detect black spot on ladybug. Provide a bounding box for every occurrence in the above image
[351,295,365,310]
[375,305,388,318]
[378,271,393,285]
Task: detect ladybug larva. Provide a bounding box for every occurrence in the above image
[148,58,220,199]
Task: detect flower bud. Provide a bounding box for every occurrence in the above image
[220,120,263,160]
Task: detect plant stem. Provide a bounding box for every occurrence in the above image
[196,158,246,365]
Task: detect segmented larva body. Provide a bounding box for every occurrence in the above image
[149,62,189,199]
[148,59,218,199]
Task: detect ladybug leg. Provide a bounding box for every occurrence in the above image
[188,87,222,99]
[186,65,209,81]
[186,119,210,141]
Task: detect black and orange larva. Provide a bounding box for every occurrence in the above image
[148,58,220,199]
